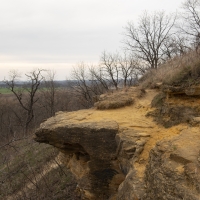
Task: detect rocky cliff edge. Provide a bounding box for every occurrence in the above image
[34,87,200,200]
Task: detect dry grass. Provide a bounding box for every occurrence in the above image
[140,51,200,89]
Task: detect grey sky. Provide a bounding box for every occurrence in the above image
[0,0,184,80]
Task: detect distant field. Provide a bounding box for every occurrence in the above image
[0,87,12,94]
[0,86,66,95]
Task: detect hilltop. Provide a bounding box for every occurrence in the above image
[2,49,200,199]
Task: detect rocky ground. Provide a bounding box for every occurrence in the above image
[34,87,200,200]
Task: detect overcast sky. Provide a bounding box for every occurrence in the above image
[0,0,184,80]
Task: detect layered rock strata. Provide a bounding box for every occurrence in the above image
[35,116,118,199]
[34,110,149,199]
[34,89,200,199]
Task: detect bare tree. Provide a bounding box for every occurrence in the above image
[71,63,94,108]
[124,11,176,69]
[162,35,191,59]
[4,69,44,135]
[180,0,200,50]
[118,52,140,87]
[70,63,111,108]
[89,65,109,93]
[41,70,57,117]
[100,51,120,89]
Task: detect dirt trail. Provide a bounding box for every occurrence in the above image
[69,89,185,161]
[63,89,188,178]
[7,156,61,200]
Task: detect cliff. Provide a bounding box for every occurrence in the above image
[34,87,200,200]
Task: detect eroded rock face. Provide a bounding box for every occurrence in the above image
[145,128,200,200]
[34,110,150,200]
[116,130,149,200]
[35,113,120,199]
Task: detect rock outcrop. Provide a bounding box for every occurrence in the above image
[35,114,120,199]
[34,88,200,199]
[34,110,150,199]
[94,90,134,110]
[145,128,200,200]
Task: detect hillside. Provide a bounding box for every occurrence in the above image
[2,50,200,199]
[0,136,80,200]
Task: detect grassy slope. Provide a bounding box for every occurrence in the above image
[140,50,200,89]
[0,136,80,200]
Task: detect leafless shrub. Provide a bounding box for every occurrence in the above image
[4,69,44,136]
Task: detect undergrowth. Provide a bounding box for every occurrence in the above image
[0,136,80,200]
